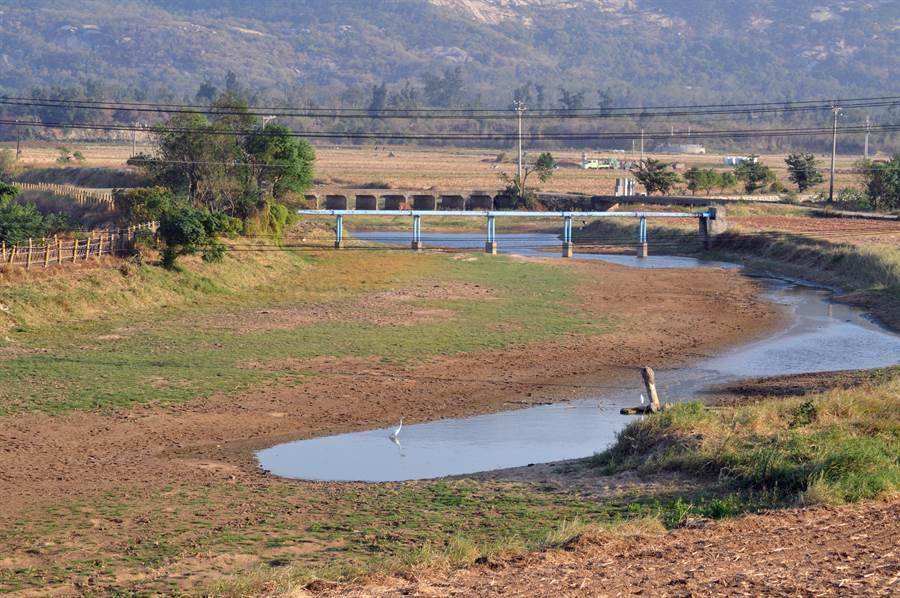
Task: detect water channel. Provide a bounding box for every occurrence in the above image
[257,233,900,482]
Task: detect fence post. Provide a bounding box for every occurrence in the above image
[9,245,17,265]
[98,235,104,258]
[26,238,33,270]
[73,239,79,263]
[57,238,63,265]
[43,240,50,268]
[1,241,5,263]
[85,237,92,260]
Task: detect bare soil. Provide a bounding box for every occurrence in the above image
[0,260,778,524]
[325,498,900,597]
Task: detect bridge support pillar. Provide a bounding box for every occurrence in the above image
[485,215,498,254]
[334,215,344,249]
[636,217,648,258]
[562,215,574,258]
[411,215,423,251]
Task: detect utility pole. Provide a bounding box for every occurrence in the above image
[14,120,21,161]
[131,127,137,157]
[829,106,840,203]
[864,115,871,160]
[640,128,645,162]
[514,101,526,184]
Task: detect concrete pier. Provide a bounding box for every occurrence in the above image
[562,242,574,258]
[485,241,498,255]
[411,241,424,252]
[637,242,649,258]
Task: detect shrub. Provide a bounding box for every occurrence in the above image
[157,205,239,269]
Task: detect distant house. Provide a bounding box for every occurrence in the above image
[723,156,758,166]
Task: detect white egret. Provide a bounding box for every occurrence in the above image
[389,419,403,440]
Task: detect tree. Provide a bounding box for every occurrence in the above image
[785,153,824,192]
[498,152,556,209]
[863,155,900,211]
[717,171,739,194]
[368,82,388,116]
[685,168,720,196]
[114,186,173,225]
[157,205,240,269]
[0,182,69,244]
[734,155,776,193]
[631,159,680,195]
[558,88,586,112]
[243,123,316,200]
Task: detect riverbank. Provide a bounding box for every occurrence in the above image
[0,246,781,593]
[574,216,900,330]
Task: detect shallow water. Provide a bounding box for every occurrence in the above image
[257,235,900,483]
[353,231,738,269]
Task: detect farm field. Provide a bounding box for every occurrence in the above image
[3,141,871,196]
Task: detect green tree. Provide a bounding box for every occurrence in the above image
[734,156,776,194]
[685,168,721,196]
[785,153,824,192]
[863,155,900,211]
[498,152,556,209]
[243,123,316,200]
[114,186,174,225]
[0,183,68,244]
[717,171,739,194]
[157,205,240,269]
[631,159,680,195]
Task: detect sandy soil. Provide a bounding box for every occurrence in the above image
[0,260,779,524]
[324,498,900,597]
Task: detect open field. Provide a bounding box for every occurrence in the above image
[0,241,785,594]
[3,142,872,196]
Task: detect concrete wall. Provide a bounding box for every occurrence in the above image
[439,195,466,210]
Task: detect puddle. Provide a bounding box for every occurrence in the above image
[257,235,900,482]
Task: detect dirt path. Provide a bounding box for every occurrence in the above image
[325,499,900,597]
[0,260,779,522]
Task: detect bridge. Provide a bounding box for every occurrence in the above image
[296,208,725,258]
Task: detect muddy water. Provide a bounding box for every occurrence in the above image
[257,235,900,483]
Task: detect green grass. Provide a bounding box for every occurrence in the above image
[0,248,612,415]
[592,369,900,505]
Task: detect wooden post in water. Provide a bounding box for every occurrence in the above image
[641,367,662,413]
[621,366,664,415]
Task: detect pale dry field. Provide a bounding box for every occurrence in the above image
[2,141,869,195]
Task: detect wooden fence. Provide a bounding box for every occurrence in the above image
[14,182,116,209]
[1,223,157,270]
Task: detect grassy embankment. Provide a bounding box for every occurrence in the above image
[594,367,900,506]
[0,241,610,415]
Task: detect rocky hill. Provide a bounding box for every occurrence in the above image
[0,0,897,107]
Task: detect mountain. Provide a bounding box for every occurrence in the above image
[0,0,897,108]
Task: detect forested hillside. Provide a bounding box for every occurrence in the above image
[1,0,897,106]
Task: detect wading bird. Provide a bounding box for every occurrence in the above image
[389,419,403,440]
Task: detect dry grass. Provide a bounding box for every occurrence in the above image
[4,142,867,195]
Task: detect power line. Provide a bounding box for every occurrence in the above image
[2,96,900,121]
[2,117,899,141]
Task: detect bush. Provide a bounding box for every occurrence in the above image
[157,205,239,269]
[114,186,174,225]
[0,182,71,244]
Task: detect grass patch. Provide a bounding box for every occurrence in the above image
[592,370,900,505]
[0,245,612,415]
